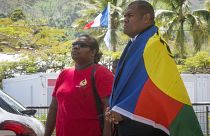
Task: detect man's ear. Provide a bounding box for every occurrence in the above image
[143,13,151,24]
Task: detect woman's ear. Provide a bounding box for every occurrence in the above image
[92,49,96,57]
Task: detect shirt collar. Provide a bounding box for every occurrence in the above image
[130,25,155,42]
[131,34,139,42]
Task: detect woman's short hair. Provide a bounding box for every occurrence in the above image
[78,34,102,64]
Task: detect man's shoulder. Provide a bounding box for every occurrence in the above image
[146,33,169,49]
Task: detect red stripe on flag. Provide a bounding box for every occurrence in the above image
[134,78,183,128]
[84,21,94,30]
[48,79,56,86]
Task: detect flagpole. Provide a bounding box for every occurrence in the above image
[107,1,111,50]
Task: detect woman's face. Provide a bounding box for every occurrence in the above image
[71,37,95,64]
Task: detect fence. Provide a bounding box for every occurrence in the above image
[27,102,210,135]
[26,106,56,135]
[192,103,210,135]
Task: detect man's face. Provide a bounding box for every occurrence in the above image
[123,4,146,38]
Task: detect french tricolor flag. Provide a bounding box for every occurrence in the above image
[84,7,108,29]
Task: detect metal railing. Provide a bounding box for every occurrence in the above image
[192,103,210,135]
[27,106,49,125]
[27,102,210,135]
[26,106,56,135]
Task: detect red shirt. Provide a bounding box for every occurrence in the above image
[52,64,114,136]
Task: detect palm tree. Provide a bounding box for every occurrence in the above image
[205,0,210,11]
[153,0,210,58]
[71,0,131,52]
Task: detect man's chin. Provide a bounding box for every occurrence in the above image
[123,29,128,35]
[123,30,131,37]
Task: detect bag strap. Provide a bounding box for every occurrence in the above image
[91,65,104,132]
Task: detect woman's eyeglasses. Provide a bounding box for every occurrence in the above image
[72,42,90,48]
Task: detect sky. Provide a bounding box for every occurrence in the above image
[189,0,206,10]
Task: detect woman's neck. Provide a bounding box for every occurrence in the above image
[75,61,94,70]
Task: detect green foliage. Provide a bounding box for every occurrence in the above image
[0,17,75,86]
[35,114,47,125]
[72,0,131,52]
[0,58,38,83]
[0,0,127,88]
[10,9,26,22]
[2,0,208,89]
[154,0,210,58]
[0,61,16,79]
[0,61,17,88]
[16,58,39,74]
[206,1,210,11]
[0,18,13,25]
[178,52,210,74]
[0,13,6,18]
[100,50,121,68]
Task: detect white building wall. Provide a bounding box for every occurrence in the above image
[2,73,58,107]
[2,74,210,107]
[181,74,210,103]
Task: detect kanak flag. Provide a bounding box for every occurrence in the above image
[84,7,108,29]
[110,26,203,136]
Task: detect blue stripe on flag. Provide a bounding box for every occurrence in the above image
[100,7,108,27]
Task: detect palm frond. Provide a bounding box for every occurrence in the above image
[152,0,183,11]
[155,10,176,26]
[111,4,123,14]
[164,17,179,40]
[185,13,208,52]
[94,0,108,8]
[115,0,131,8]
[155,9,175,18]
[193,9,210,23]
[182,0,190,14]
[167,17,179,32]
[185,13,198,28]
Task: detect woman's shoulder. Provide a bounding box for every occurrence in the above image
[95,64,113,75]
[58,68,75,78]
[61,67,74,73]
[96,64,109,70]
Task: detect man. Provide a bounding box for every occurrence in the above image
[105,1,203,136]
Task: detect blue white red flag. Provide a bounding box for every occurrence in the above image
[104,29,111,50]
[84,7,108,29]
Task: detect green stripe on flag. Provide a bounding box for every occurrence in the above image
[170,104,203,136]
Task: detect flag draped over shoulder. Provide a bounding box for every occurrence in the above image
[84,7,108,29]
[110,25,203,136]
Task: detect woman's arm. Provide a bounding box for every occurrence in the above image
[44,97,57,136]
[102,97,112,136]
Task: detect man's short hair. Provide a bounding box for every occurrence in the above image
[129,0,155,22]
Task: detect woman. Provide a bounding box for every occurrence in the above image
[44,35,114,136]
